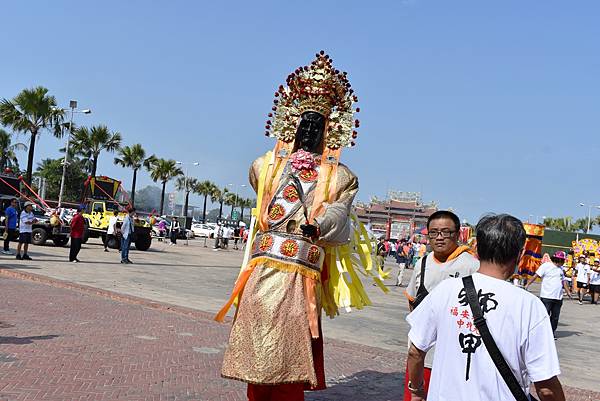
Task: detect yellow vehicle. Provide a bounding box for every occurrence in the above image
[82,176,152,251]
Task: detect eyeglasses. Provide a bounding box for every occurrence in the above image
[428,230,456,239]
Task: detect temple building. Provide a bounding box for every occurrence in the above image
[354,191,438,240]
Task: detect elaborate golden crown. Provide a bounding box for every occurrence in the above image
[265,51,360,150]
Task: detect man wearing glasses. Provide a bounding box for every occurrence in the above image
[403,210,479,399]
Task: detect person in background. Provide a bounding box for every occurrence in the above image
[525,251,572,338]
[69,206,85,263]
[2,198,18,255]
[233,226,241,250]
[406,214,565,401]
[105,210,119,252]
[120,207,135,264]
[376,237,386,270]
[575,255,590,304]
[588,258,600,305]
[395,239,408,286]
[16,201,37,260]
[157,219,167,241]
[389,241,397,259]
[169,216,181,245]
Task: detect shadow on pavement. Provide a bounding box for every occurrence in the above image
[0,334,59,345]
[555,330,582,339]
[305,370,403,401]
[0,264,41,270]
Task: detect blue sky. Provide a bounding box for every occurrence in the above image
[2,1,600,224]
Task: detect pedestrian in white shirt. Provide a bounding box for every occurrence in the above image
[407,214,565,401]
[575,255,591,304]
[525,251,572,337]
[16,201,37,260]
[588,258,600,304]
[104,210,119,252]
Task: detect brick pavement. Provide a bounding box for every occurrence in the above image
[0,275,400,401]
[0,270,598,400]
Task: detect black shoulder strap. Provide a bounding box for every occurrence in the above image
[462,276,530,401]
[419,254,427,288]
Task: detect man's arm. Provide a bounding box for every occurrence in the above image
[407,343,427,401]
[524,274,540,290]
[534,376,565,401]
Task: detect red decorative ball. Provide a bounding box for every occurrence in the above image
[355,108,360,112]
[352,131,358,138]
[268,113,273,117]
[272,106,277,111]
[355,120,360,127]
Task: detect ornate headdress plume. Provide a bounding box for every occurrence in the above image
[264,51,360,150]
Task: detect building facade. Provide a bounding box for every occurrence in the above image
[354,191,438,240]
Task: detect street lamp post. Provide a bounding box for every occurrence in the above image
[176,161,199,217]
[579,203,600,233]
[228,183,247,219]
[57,100,91,208]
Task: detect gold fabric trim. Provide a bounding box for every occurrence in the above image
[247,256,321,281]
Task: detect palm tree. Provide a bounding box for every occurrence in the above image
[175,176,199,218]
[194,180,218,223]
[71,125,122,177]
[210,187,229,220]
[148,158,183,215]
[0,129,27,171]
[0,86,64,184]
[114,144,154,207]
[225,192,239,218]
[240,197,256,221]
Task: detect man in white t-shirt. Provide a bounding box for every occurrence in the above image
[588,258,600,304]
[575,255,591,305]
[104,210,119,252]
[16,201,37,261]
[406,214,565,401]
[403,210,479,399]
[525,251,572,337]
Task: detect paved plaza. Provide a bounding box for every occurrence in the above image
[0,238,599,400]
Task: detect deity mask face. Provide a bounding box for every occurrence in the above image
[295,111,326,153]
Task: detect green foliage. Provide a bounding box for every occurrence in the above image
[0,86,64,184]
[71,125,122,177]
[0,128,26,172]
[35,157,87,202]
[543,216,593,233]
[114,143,155,206]
[148,158,183,215]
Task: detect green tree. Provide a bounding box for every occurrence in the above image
[71,125,122,177]
[148,158,183,216]
[239,197,256,222]
[175,176,199,218]
[114,144,154,207]
[194,180,218,223]
[0,87,64,185]
[210,187,229,220]
[0,128,27,171]
[224,192,239,218]
[35,157,87,202]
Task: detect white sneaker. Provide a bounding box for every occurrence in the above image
[1,250,11,255]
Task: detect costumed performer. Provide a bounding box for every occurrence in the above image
[215,51,386,401]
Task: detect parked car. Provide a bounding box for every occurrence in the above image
[191,223,217,238]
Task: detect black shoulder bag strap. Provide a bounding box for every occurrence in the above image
[462,276,532,401]
[409,255,429,309]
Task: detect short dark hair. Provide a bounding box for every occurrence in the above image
[427,210,460,232]
[476,214,525,266]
